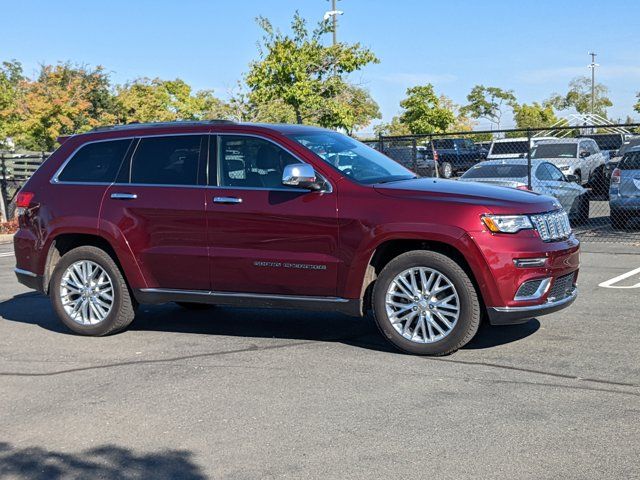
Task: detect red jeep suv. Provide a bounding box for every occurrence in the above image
[14,121,579,355]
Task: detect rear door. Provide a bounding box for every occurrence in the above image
[205,134,339,297]
[101,134,209,290]
[619,153,640,198]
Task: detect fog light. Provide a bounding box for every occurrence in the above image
[514,277,551,301]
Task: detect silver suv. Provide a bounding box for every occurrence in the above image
[610,146,640,229]
[531,138,606,186]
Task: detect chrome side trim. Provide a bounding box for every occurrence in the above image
[494,287,577,313]
[139,288,349,303]
[110,193,138,200]
[15,268,37,278]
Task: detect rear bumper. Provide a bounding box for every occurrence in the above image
[488,287,577,325]
[15,268,45,293]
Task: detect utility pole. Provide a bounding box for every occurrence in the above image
[324,0,343,46]
[588,52,599,115]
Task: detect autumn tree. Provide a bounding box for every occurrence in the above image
[0,60,25,148]
[549,76,612,117]
[245,12,379,128]
[115,78,230,123]
[461,85,516,129]
[9,63,116,151]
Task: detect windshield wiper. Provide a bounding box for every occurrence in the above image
[375,176,418,184]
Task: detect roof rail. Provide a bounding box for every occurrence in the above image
[89,119,235,133]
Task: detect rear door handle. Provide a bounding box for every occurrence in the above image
[213,196,243,204]
[110,193,138,200]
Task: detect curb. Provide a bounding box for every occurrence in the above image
[0,233,14,245]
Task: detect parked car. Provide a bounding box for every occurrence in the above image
[610,146,640,229]
[424,138,487,178]
[582,133,625,163]
[14,121,579,356]
[604,136,640,183]
[487,138,530,159]
[531,138,606,188]
[459,159,589,224]
[382,145,436,177]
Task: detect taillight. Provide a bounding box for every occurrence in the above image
[16,191,35,216]
[611,168,621,184]
[516,185,531,191]
[433,150,439,161]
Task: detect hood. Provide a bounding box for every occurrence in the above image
[374,178,560,214]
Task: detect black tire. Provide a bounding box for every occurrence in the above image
[372,250,481,356]
[589,165,608,198]
[176,302,215,310]
[570,194,590,226]
[439,162,453,179]
[50,246,136,336]
[611,209,628,230]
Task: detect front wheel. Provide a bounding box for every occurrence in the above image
[50,246,136,336]
[372,251,481,355]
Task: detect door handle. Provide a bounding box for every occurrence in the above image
[110,193,138,200]
[213,196,243,204]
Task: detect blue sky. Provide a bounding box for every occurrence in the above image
[4,0,640,133]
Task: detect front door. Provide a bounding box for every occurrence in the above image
[101,134,209,290]
[206,134,339,297]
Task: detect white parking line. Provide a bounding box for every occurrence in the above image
[0,252,14,258]
[598,266,640,289]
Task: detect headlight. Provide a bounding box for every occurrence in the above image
[559,165,571,171]
[482,214,533,233]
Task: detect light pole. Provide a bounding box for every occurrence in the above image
[588,52,599,115]
[324,0,343,46]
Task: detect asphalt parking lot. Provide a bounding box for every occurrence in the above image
[0,241,639,479]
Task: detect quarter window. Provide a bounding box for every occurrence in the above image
[216,136,299,188]
[57,139,132,183]
[130,135,202,185]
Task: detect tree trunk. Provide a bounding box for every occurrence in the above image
[295,107,303,124]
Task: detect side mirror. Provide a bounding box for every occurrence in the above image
[282,163,321,190]
[580,150,590,158]
[566,174,579,183]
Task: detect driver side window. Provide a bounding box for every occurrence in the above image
[215,135,299,189]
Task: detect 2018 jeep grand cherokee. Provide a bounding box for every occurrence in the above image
[14,121,580,356]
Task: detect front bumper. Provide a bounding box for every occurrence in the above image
[488,286,577,325]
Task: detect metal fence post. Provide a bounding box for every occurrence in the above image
[412,138,418,173]
[526,129,532,190]
[0,153,8,222]
[378,133,384,153]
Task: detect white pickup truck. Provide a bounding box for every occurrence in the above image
[531,138,606,186]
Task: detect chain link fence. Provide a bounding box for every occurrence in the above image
[1,151,49,221]
[366,123,640,243]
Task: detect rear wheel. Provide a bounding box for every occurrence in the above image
[439,162,453,179]
[372,251,481,356]
[50,246,136,336]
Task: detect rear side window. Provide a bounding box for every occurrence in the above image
[57,139,132,183]
[620,152,640,170]
[130,135,203,185]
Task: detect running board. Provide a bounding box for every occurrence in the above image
[135,288,363,317]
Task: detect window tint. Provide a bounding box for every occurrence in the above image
[130,135,202,185]
[58,139,131,183]
[216,136,299,188]
[620,152,640,170]
[537,163,564,182]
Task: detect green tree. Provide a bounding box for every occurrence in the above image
[0,60,26,148]
[512,101,558,130]
[461,85,516,129]
[318,83,380,135]
[373,115,411,137]
[245,12,379,126]
[550,76,612,117]
[10,63,116,151]
[115,78,230,123]
[397,85,456,134]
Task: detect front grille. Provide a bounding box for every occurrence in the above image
[530,210,572,242]
[548,273,575,301]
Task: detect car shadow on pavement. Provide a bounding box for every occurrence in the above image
[0,293,540,354]
[0,442,206,480]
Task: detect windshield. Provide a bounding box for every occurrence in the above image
[287,131,416,184]
[531,143,577,159]
[490,141,528,155]
[461,163,528,179]
[618,139,640,156]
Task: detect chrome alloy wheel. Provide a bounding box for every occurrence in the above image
[385,267,460,344]
[60,260,114,325]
